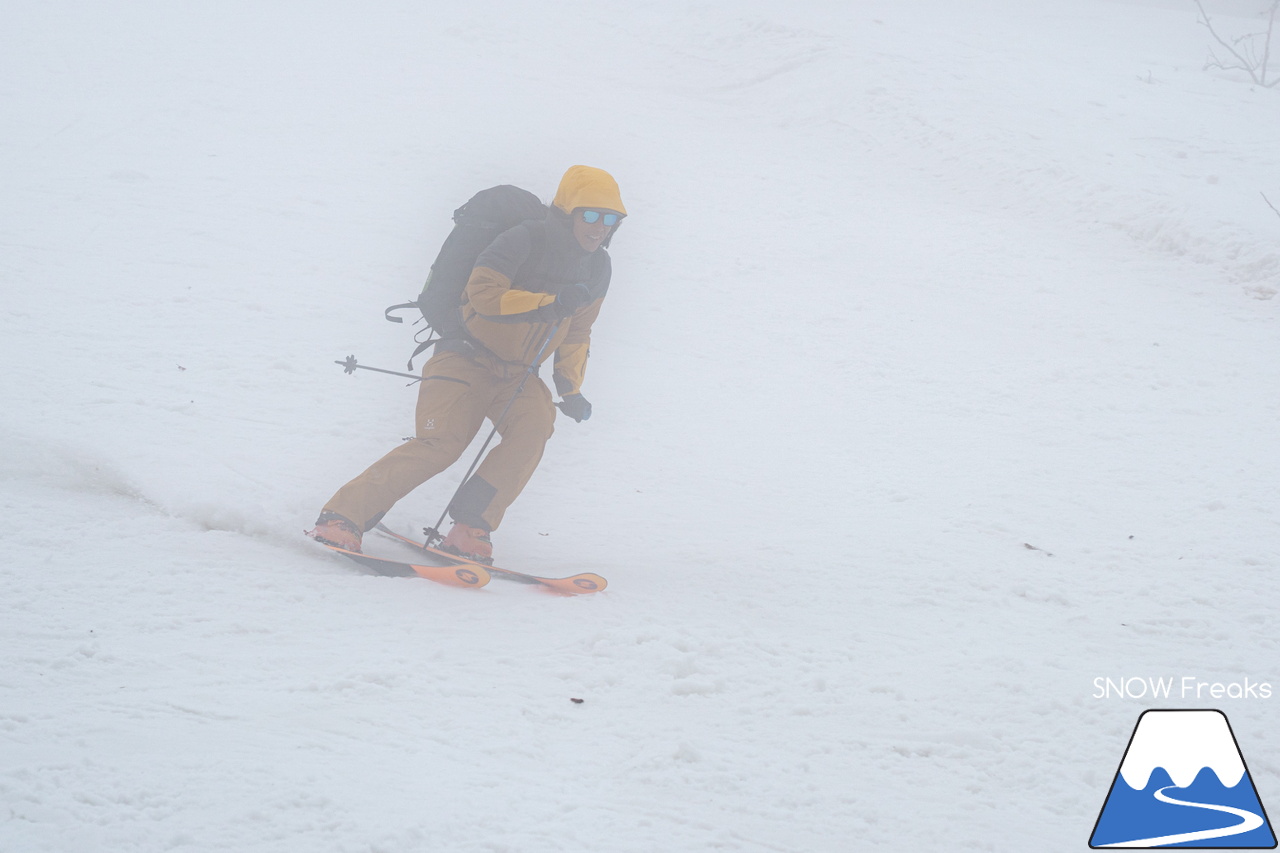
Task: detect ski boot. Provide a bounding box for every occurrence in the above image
[307,511,363,552]
[439,522,494,564]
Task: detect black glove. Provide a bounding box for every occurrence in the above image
[551,282,591,318]
[556,393,592,422]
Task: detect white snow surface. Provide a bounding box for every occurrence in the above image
[3,1,1279,850]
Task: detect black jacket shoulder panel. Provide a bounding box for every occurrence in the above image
[472,222,534,283]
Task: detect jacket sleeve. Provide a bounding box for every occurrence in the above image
[552,250,612,395]
[465,225,555,319]
[552,298,604,396]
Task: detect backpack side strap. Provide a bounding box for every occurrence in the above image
[384,301,419,324]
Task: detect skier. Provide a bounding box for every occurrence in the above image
[308,165,626,562]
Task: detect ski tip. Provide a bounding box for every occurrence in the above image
[527,572,607,595]
[570,573,607,593]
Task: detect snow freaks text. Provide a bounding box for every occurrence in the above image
[1093,676,1273,701]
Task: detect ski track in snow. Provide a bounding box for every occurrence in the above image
[2,1,1278,850]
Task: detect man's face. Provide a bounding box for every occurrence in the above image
[572,209,621,252]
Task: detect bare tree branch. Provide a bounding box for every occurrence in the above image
[1264,0,1278,83]
[1263,192,1280,222]
[1196,0,1280,88]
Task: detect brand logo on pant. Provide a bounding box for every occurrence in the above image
[423,418,436,430]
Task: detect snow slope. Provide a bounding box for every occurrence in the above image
[2,1,1278,850]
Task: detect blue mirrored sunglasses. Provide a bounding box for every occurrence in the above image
[580,209,621,227]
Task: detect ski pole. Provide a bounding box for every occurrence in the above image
[334,355,422,384]
[423,321,563,548]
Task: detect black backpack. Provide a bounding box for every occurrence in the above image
[386,184,548,364]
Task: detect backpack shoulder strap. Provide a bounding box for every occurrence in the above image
[587,248,611,299]
[519,219,549,282]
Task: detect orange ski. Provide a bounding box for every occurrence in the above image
[313,539,490,588]
[374,524,607,595]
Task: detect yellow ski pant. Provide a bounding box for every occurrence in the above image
[322,348,555,532]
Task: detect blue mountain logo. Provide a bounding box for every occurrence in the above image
[1090,709,1276,848]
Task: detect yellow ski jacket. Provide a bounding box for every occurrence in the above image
[462,166,625,396]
